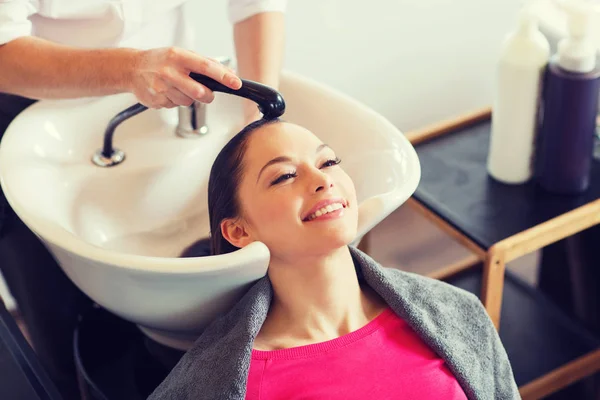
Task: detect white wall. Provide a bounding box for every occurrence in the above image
[190,0,525,132]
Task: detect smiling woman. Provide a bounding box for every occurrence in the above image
[150,120,520,400]
[208,118,359,262]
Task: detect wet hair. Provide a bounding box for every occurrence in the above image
[208,118,281,255]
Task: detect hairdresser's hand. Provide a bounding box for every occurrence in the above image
[131,47,242,109]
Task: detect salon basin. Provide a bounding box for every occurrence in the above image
[0,70,420,350]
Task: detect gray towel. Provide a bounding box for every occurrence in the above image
[148,246,520,399]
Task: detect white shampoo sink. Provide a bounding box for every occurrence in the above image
[0,71,420,349]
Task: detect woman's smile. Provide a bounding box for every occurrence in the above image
[302,198,348,222]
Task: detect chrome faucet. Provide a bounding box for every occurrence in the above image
[175,57,231,138]
[92,69,285,167]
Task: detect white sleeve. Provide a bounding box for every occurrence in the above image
[227,0,287,25]
[0,0,38,45]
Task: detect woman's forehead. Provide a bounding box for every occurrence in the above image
[246,123,322,158]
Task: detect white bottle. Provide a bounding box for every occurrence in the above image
[487,6,550,184]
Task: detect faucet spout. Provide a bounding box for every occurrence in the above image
[92,103,147,167]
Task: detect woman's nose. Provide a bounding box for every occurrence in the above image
[312,170,333,193]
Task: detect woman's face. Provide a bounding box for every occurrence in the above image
[222,122,358,260]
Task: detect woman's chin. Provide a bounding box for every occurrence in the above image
[267,221,357,257]
[305,230,357,254]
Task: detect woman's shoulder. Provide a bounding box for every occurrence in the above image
[350,247,480,306]
[349,247,491,329]
[386,267,480,305]
[382,267,490,323]
[351,249,519,398]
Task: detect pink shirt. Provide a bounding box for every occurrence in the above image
[246,307,468,399]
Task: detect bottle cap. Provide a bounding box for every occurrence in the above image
[556,0,600,73]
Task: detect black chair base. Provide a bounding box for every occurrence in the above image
[74,306,184,400]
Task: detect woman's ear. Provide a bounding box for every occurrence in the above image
[220,218,253,249]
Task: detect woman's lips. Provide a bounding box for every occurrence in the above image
[302,199,347,222]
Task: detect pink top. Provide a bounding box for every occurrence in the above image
[245,307,468,399]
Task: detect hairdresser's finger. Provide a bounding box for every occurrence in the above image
[157,94,177,109]
[206,57,238,75]
[137,88,176,109]
[178,51,242,90]
[167,72,215,103]
[166,87,194,107]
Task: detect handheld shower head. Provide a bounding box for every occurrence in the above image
[190,73,286,120]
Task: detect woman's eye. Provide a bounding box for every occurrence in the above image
[321,157,342,168]
[271,172,297,186]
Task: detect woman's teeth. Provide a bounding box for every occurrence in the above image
[306,203,344,221]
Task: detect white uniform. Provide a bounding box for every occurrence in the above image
[0,0,287,49]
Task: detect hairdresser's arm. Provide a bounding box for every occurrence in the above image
[233,11,285,123]
[0,37,241,108]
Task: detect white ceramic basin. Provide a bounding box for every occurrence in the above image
[0,71,420,350]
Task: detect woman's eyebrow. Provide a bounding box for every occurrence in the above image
[317,143,330,153]
[257,156,292,183]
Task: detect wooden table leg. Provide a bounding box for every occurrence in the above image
[481,245,506,330]
[519,348,600,400]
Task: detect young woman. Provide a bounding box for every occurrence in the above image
[149,119,519,400]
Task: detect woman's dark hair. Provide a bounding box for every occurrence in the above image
[208,118,280,255]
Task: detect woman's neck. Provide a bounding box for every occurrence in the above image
[256,246,387,349]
